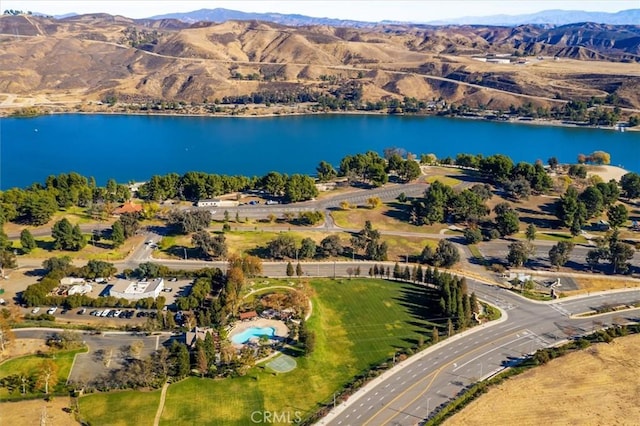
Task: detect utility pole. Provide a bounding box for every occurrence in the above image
[183,248,187,260]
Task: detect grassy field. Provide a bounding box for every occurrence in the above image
[79,278,442,425]
[446,334,640,426]
[425,175,462,186]
[156,229,438,263]
[330,204,448,234]
[0,348,86,399]
[80,389,162,425]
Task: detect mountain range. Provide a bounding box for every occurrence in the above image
[0,13,639,113]
[147,8,640,27]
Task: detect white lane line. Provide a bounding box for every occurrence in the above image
[453,334,530,372]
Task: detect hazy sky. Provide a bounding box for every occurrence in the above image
[3,1,637,21]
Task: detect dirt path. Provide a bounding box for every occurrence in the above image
[153,381,170,426]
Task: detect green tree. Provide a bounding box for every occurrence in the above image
[20,229,37,253]
[548,241,575,270]
[192,230,227,259]
[316,161,337,182]
[579,186,604,218]
[285,174,318,203]
[525,224,536,242]
[296,262,303,277]
[608,241,634,274]
[286,261,294,277]
[434,240,460,268]
[52,218,86,251]
[267,234,296,259]
[494,203,519,236]
[397,159,421,182]
[299,237,316,259]
[20,190,57,226]
[319,235,343,257]
[555,187,587,232]
[463,228,482,245]
[111,220,125,247]
[607,204,628,229]
[0,249,17,273]
[507,241,534,267]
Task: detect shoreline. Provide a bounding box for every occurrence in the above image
[3,106,638,132]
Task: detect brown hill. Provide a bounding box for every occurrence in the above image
[0,14,639,111]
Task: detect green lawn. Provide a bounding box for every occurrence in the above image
[0,347,86,400]
[425,175,462,186]
[80,389,162,425]
[79,279,442,425]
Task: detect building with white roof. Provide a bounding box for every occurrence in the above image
[107,278,164,300]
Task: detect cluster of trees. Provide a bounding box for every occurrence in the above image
[410,181,491,225]
[0,173,131,226]
[339,151,389,187]
[139,171,318,203]
[192,231,227,260]
[577,151,611,165]
[263,223,388,262]
[168,210,212,234]
[384,151,422,182]
[110,212,141,247]
[298,319,316,355]
[0,358,60,396]
[620,172,640,199]
[586,231,636,274]
[555,181,626,235]
[89,340,190,391]
[52,218,86,251]
[350,221,388,261]
[420,240,461,268]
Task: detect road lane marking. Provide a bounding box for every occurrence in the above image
[379,330,525,426]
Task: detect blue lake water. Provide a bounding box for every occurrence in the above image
[0,113,637,189]
[231,326,276,344]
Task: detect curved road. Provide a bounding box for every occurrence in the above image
[320,282,640,425]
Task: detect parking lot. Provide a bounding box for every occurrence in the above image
[67,331,172,385]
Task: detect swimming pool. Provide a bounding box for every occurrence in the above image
[231,326,276,344]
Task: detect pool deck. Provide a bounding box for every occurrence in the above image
[229,318,289,347]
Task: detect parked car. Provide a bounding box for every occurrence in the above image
[101,309,111,317]
[78,308,87,315]
[47,307,57,315]
[31,307,40,314]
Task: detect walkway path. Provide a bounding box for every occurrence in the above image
[153,381,170,426]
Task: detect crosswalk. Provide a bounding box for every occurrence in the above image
[549,303,571,317]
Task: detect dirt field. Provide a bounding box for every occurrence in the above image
[0,397,79,426]
[567,277,640,295]
[446,333,640,426]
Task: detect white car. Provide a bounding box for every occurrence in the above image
[31,307,40,314]
[101,309,111,317]
[47,307,58,315]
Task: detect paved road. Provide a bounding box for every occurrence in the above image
[478,239,640,270]
[320,283,640,426]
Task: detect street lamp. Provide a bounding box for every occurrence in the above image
[426,397,432,415]
[478,363,483,378]
[183,248,187,260]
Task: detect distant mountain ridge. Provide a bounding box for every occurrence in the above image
[148,8,375,27]
[146,7,640,27]
[427,9,640,26]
